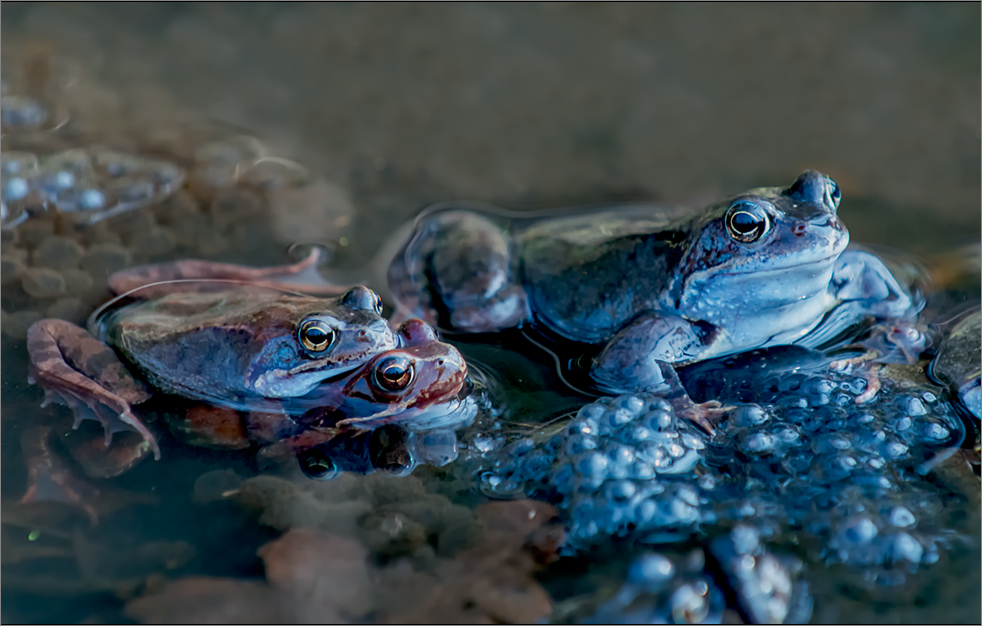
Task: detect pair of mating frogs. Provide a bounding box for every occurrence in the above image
[25,170,914,496]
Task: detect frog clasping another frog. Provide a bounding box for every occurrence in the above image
[24,252,419,461]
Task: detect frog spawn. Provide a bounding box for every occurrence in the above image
[1,147,185,228]
[477,364,969,600]
[581,526,812,624]
[481,394,711,547]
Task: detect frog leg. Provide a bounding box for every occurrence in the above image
[106,247,347,299]
[65,429,155,479]
[832,250,915,315]
[389,210,530,333]
[19,426,100,525]
[591,314,728,433]
[800,250,918,350]
[26,319,160,460]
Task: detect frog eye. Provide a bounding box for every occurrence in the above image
[299,320,337,352]
[373,292,384,316]
[725,201,770,243]
[297,448,339,481]
[824,177,841,211]
[372,354,416,392]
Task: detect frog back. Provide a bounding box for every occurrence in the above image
[517,205,691,342]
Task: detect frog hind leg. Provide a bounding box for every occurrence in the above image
[107,247,348,299]
[26,319,160,460]
[591,313,728,433]
[388,209,530,333]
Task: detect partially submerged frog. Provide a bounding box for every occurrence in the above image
[323,171,914,423]
[200,317,475,455]
[929,308,981,421]
[26,252,398,460]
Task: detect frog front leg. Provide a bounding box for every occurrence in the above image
[590,313,728,433]
[388,210,530,332]
[797,249,917,350]
[26,319,160,459]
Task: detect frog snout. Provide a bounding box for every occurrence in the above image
[397,318,438,346]
[786,170,841,214]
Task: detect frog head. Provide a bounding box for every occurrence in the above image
[672,170,850,354]
[106,285,398,403]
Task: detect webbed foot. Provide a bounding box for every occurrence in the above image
[671,398,731,436]
[27,319,160,460]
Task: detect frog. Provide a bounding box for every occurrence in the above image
[21,252,474,518]
[25,250,398,462]
[187,317,475,454]
[19,319,472,519]
[321,171,914,427]
[929,308,981,422]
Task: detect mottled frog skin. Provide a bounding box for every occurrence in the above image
[359,171,913,398]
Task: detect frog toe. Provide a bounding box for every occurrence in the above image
[27,320,160,459]
[34,381,161,461]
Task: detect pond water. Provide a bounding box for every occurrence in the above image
[1,4,979,624]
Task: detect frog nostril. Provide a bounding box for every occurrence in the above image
[792,224,807,237]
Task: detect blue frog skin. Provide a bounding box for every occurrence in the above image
[359,171,913,399]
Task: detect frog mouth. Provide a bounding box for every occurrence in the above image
[725,251,842,275]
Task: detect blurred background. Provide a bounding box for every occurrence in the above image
[3,2,979,261]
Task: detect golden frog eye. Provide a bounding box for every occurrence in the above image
[372,354,415,392]
[725,200,770,244]
[298,320,336,352]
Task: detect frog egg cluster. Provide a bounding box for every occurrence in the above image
[586,549,726,624]
[1,147,185,228]
[585,527,812,625]
[0,93,56,133]
[709,525,813,624]
[479,365,970,589]
[480,394,713,547]
[0,131,312,338]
